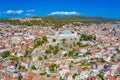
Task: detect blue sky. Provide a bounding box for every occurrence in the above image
[0,0,120,19]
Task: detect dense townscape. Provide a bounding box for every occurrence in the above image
[0,18,120,80]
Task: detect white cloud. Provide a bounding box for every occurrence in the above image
[6,10,13,14]
[25,14,31,16]
[25,14,35,16]
[6,10,24,14]
[26,10,36,12]
[25,14,33,16]
[16,10,24,14]
[50,11,80,15]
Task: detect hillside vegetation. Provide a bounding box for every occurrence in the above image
[0,16,118,27]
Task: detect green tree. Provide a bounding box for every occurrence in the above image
[97,73,104,79]
[64,54,67,57]
[59,76,64,80]
[44,55,47,59]
[93,35,96,40]
[42,35,47,42]
[45,49,51,54]
[21,66,26,70]
[49,64,57,72]
[53,38,56,42]
[49,45,54,50]
[38,57,43,60]
[101,59,106,63]
[68,51,74,57]
[47,74,50,77]
[85,51,92,55]
[76,41,81,45]
[10,57,18,62]
[53,45,59,55]
[116,48,120,53]
[104,64,108,69]
[61,38,66,42]
[2,50,10,58]
[31,65,36,70]
[18,74,23,80]
[34,38,43,48]
[40,72,46,75]
[25,50,29,57]
[80,34,95,41]
[72,73,78,79]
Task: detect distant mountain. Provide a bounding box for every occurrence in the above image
[0,16,119,27]
[42,16,119,27]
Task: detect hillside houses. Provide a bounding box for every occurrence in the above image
[0,22,120,80]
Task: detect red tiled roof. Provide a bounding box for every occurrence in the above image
[59,68,62,70]
[29,43,34,47]
[110,62,118,65]
[0,63,3,69]
[20,69,27,72]
[22,60,27,63]
[6,78,11,80]
[118,67,120,71]
[107,74,116,80]
[96,62,103,65]
[28,72,35,79]
[8,63,14,66]
[65,72,71,76]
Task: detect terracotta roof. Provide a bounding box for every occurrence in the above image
[59,68,62,70]
[18,50,25,54]
[65,72,71,76]
[16,44,22,47]
[21,40,27,44]
[8,63,15,66]
[13,76,18,79]
[107,74,116,80]
[117,67,120,71]
[110,62,118,65]
[28,72,35,79]
[20,69,27,72]
[22,60,27,63]
[52,75,56,78]
[6,78,11,80]
[96,62,103,65]
[0,63,3,69]
[29,42,34,47]
[78,68,84,72]
[21,47,27,50]
[52,75,58,80]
